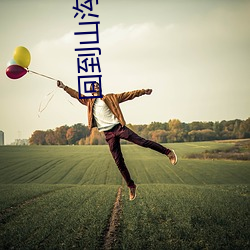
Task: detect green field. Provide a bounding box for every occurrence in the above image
[0,141,249,249]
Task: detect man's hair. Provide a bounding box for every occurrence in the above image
[90,82,99,91]
[90,82,99,95]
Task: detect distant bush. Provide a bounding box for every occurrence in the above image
[187,140,250,161]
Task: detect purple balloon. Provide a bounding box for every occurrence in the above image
[6,65,27,79]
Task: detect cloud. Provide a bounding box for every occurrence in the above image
[29,7,250,91]
[30,31,77,82]
[30,22,177,71]
[99,22,173,68]
[101,22,155,46]
[32,31,76,63]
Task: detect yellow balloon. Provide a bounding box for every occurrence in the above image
[13,46,31,68]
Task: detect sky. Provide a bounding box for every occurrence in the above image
[0,0,249,144]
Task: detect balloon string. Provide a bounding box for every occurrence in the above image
[38,88,58,118]
[37,90,76,117]
[28,69,58,81]
[67,99,75,106]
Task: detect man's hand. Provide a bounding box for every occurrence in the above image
[145,89,153,95]
[57,80,65,89]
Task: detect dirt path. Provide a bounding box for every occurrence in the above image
[103,186,123,250]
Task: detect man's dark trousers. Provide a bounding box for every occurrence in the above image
[104,124,171,187]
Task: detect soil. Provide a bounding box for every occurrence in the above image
[103,186,123,250]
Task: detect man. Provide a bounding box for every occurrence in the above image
[57,81,177,201]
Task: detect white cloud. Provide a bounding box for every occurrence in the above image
[101,23,155,46]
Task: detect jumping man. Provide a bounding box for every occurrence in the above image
[57,81,177,201]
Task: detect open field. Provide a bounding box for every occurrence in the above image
[0,141,249,249]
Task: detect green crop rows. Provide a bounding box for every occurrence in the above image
[0,141,249,249]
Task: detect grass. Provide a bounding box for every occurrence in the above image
[0,141,250,249]
[0,145,121,185]
[0,184,118,249]
[120,184,250,250]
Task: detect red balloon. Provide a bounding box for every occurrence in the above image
[6,65,27,79]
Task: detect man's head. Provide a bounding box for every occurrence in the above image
[90,82,100,96]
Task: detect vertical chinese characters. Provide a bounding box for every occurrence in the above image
[73,0,102,99]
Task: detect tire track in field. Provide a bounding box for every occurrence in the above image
[166,165,186,184]
[79,158,111,185]
[180,167,207,185]
[54,159,83,184]
[103,186,122,250]
[57,154,102,185]
[0,185,75,225]
[78,160,102,185]
[27,160,65,183]
[0,162,22,171]
[11,160,63,183]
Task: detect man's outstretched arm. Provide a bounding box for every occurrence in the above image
[57,80,88,105]
[116,88,153,103]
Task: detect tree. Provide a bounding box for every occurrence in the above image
[29,118,250,145]
[239,118,250,138]
[140,126,150,140]
[147,122,168,131]
[78,138,86,145]
[66,127,76,145]
[233,119,242,139]
[150,130,168,143]
[45,129,57,145]
[29,130,46,145]
[181,122,189,142]
[213,121,221,139]
[189,121,204,131]
[188,129,216,141]
[55,125,69,145]
[167,119,184,142]
[66,123,90,145]
[86,128,106,145]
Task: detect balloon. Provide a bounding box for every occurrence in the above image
[6,65,27,79]
[7,58,17,67]
[13,46,31,68]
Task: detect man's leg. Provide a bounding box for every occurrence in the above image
[118,125,177,165]
[104,131,135,188]
[119,126,171,155]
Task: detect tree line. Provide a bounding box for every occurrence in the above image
[29,118,250,145]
